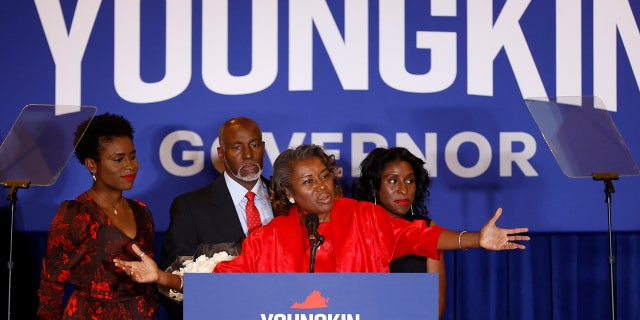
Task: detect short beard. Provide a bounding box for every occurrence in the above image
[224,157,262,182]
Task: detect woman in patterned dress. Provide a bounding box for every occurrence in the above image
[37,113,158,319]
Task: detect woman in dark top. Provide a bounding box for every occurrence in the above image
[37,113,158,319]
[352,147,446,318]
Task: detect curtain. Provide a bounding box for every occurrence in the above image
[444,232,640,320]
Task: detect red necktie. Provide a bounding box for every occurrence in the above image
[245,191,262,234]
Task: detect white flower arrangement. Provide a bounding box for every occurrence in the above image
[168,251,236,301]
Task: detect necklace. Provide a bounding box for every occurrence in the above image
[89,189,124,215]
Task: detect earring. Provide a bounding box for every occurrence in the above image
[410,205,415,216]
[288,197,295,204]
[372,190,377,205]
[91,171,96,182]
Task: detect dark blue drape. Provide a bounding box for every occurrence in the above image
[2,231,638,319]
[444,232,640,320]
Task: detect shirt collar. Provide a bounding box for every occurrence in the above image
[223,171,266,204]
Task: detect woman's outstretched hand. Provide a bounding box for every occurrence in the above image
[113,243,160,283]
[479,208,530,250]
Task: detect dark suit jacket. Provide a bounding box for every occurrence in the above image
[158,174,270,319]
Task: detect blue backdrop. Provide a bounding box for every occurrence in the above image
[1,1,640,319]
[1,0,639,233]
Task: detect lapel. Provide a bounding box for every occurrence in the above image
[280,207,309,270]
[327,198,356,271]
[205,175,244,233]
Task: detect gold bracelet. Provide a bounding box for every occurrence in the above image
[458,230,468,251]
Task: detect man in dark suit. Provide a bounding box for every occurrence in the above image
[158,117,275,319]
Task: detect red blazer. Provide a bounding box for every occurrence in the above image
[214,198,444,273]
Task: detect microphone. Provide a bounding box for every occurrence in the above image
[305,213,321,273]
[305,213,319,246]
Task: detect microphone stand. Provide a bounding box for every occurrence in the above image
[309,234,324,273]
[593,172,618,320]
[3,180,30,320]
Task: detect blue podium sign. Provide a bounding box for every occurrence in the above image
[184,273,438,319]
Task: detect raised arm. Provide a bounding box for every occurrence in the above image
[436,208,530,251]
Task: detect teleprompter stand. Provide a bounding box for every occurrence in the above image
[2,180,29,320]
[0,104,96,319]
[525,96,639,320]
[592,171,619,320]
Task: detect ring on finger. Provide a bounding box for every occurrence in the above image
[140,253,145,258]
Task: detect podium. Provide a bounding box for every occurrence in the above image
[184,273,438,319]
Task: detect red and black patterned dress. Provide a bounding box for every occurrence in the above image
[37,192,158,319]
